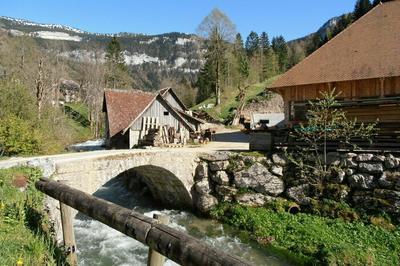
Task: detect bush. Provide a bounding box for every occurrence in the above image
[0,78,37,120]
[0,115,42,156]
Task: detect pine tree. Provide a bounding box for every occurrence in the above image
[272,36,289,73]
[233,33,249,88]
[233,33,245,57]
[259,32,271,55]
[105,36,131,89]
[196,57,216,103]
[353,0,372,21]
[245,31,259,57]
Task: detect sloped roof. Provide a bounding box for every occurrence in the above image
[104,89,156,137]
[174,108,206,124]
[159,87,188,111]
[271,0,400,88]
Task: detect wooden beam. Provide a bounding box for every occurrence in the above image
[35,178,249,266]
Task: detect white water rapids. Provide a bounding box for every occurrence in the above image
[73,179,292,266]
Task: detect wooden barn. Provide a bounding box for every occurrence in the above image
[103,88,204,149]
[269,0,400,137]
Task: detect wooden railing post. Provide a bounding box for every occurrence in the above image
[148,214,170,266]
[59,181,78,265]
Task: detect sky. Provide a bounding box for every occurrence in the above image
[1,0,356,41]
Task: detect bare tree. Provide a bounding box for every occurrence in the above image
[34,55,62,120]
[80,57,106,138]
[197,8,237,42]
[197,8,236,106]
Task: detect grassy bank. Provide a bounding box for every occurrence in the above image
[211,203,400,265]
[0,167,64,265]
[192,77,278,121]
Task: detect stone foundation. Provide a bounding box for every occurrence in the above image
[192,151,400,222]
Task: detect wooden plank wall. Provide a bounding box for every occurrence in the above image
[344,105,400,123]
[279,76,400,102]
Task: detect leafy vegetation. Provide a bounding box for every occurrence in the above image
[0,78,92,156]
[211,203,400,265]
[0,167,64,265]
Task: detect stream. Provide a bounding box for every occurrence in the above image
[74,178,292,266]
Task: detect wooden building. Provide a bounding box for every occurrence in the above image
[103,88,204,149]
[270,0,400,128]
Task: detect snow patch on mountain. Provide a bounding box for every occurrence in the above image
[8,29,24,37]
[59,49,168,66]
[176,38,195,45]
[30,31,82,42]
[123,51,166,65]
[1,16,84,34]
[58,50,104,62]
[174,57,187,68]
[140,37,159,44]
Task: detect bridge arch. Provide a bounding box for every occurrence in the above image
[117,165,193,209]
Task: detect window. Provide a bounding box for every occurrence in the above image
[163,111,169,116]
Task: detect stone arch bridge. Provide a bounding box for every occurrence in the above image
[1,149,230,208]
[1,149,232,242]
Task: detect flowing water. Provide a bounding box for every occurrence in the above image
[74,178,292,266]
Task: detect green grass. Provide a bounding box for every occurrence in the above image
[192,77,279,121]
[211,203,400,265]
[0,167,64,265]
[64,102,90,128]
[64,102,89,120]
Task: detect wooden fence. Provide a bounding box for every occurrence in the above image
[35,178,250,266]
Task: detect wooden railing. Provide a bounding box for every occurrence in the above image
[35,178,251,266]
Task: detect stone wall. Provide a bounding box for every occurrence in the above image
[192,152,400,222]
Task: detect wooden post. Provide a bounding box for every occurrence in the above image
[148,214,170,266]
[60,202,78,265]
[59,181,78,265]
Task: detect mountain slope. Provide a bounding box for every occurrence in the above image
[0,16,204,91]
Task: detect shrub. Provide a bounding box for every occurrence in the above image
[0,115,42,156]
[0,78,37,120]
[286,89,376,185]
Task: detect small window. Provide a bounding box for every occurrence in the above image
[163,111,169,116]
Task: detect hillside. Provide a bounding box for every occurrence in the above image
[193,77,282,123]
[0,16,204,91]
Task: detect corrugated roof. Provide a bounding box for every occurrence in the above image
[271,0,400,88]
[104,89,156,137]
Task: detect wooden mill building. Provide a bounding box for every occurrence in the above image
[103,88,203,149]
[270,0,400,132]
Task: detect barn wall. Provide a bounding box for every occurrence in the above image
[279,76,400,103]
[276,76,400,123]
